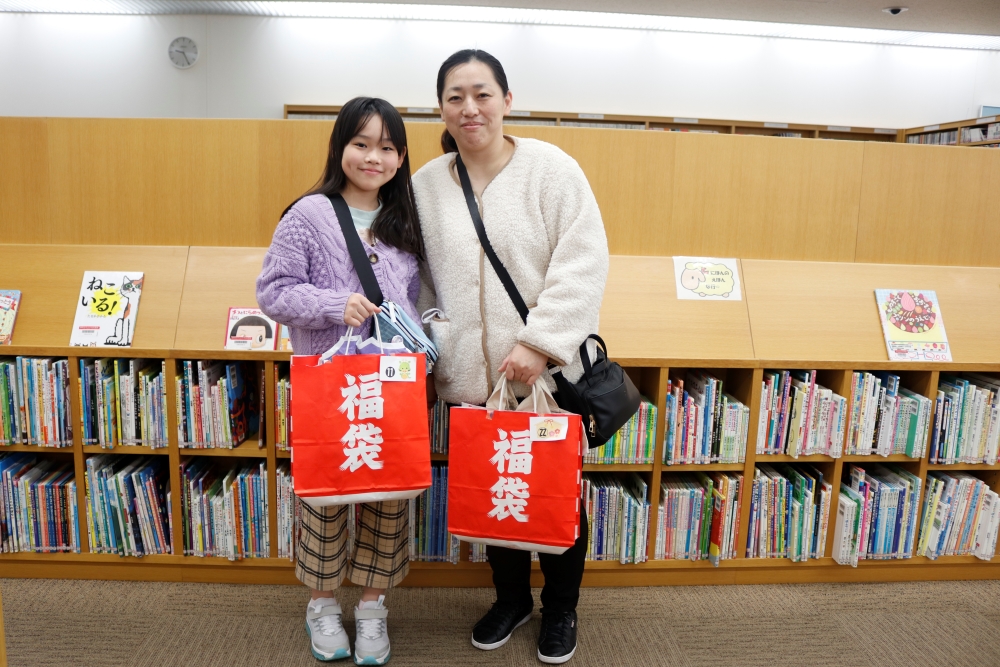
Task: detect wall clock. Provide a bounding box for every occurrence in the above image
[169,37,198,69]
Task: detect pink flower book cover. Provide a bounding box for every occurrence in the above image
[874,289,951,362]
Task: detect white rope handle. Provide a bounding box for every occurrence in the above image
[372,309,384,355]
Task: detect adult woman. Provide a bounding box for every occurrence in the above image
[413,50,609,664]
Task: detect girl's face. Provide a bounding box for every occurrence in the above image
[440,60,512,152]
[341,114,406,194]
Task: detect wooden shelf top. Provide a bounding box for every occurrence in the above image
[0,244,188,350]
[743,259,1000,365]
[599,256,754,364]
[174,246,269,352]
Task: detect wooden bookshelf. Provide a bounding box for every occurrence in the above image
[284,104,900,143]
[4,249,1000,586]
[901,114,1000,147]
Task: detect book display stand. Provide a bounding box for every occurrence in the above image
[4,246,1000,586]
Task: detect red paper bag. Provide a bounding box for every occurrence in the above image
[448,380,584,554]
[290,351,431,507]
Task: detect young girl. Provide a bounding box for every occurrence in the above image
[257,97,423,665]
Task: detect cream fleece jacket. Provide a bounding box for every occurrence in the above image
[413,136,610,405]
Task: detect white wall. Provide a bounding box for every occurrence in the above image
[1,12,998,128]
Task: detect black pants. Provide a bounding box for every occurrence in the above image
[486,501,588,614]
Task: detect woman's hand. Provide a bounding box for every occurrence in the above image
[343,293,381,328]
[498,344,548,386]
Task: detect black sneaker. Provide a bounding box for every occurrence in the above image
[471,601,533,650]
[537,610,577,664]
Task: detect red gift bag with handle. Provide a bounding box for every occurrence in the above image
[290,337,431,507]
[447,379,584,554]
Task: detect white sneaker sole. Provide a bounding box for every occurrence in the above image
[537,643,577,664]
[470,612,532,651]
[305,621,351,661]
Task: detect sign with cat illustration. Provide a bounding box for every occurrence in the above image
[70,272,144,347]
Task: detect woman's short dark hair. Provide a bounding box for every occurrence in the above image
[436,49,509,153]
[285,97,424,259]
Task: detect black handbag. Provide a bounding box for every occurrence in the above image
[455,154,641,448]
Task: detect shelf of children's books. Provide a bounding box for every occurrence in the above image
[173,350,292,362]
[0,444,74,453]
[927,462,1000,470]
[960,139,1000,147]
[82,445,169,456]
[430,453,449,462]
[660,463,746,471]
[582,463,653,472]
[178,439,267,457]
[755,360,1000,373]
[755,454,835,463]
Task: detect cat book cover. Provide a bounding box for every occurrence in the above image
[224,308,278,351]
[70,273,144,347]
[875,289,951,362]
[0,289,21,345]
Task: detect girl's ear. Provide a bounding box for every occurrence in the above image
[503,90,513,116]
[396,146,407,169]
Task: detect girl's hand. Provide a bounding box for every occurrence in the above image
[343,293,381,327]
[498,344,548,386]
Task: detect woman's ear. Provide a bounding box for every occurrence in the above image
[397,146,407,169]
[503,90,513,115]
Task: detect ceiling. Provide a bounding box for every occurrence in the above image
[1,0,998,36]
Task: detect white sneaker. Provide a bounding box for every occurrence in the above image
[306,597,351,661]
[353,595,391,665]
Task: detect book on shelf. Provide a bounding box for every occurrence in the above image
[0,453,80,554]
[906,130,958,145]
[275,364,290,452]
[583,472,649,564]
[429,397,449,455]
[224,308,279,351]
[834,464,922,566]
[409,464,460,563]
[585,397,656,465]
[79,358,169,449]
[0,290,20,345]
[756,370,847,457]
[747,464,832,561]
[70,272,143,348]
[84,455,172,556]
[845,372,932,457]
[655,472,742,565]
[917,472,1000,560]
[930,373,1000,465]
[0,357,73,447]
[874,289,951,362]
[176,360,261,449]
[180,458,268,559]
[664,370,749,465]
[276,463,299,561]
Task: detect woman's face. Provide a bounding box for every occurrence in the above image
[440,60,512,152]
[340,114,406,194]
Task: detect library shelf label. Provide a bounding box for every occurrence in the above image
[673,257,742,301]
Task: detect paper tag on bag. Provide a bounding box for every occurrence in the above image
[379,356,417,382]
[530,416,569,441]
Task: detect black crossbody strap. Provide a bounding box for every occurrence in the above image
[327,193,384,305]
[455,154,529,324]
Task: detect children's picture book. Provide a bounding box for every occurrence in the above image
[69,272,144,347]
[673,257,742,301]
[875,289,951,362]
[224,308,279,351]
[0,290,21,345]
[277,323,293,352]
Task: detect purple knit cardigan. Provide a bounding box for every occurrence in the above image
[256,194,421,356]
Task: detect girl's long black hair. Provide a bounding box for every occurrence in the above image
[287,96,423,258]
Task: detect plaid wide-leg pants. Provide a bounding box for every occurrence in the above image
[295,499,410,591]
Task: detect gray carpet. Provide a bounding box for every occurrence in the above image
[3,578,1000,666]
